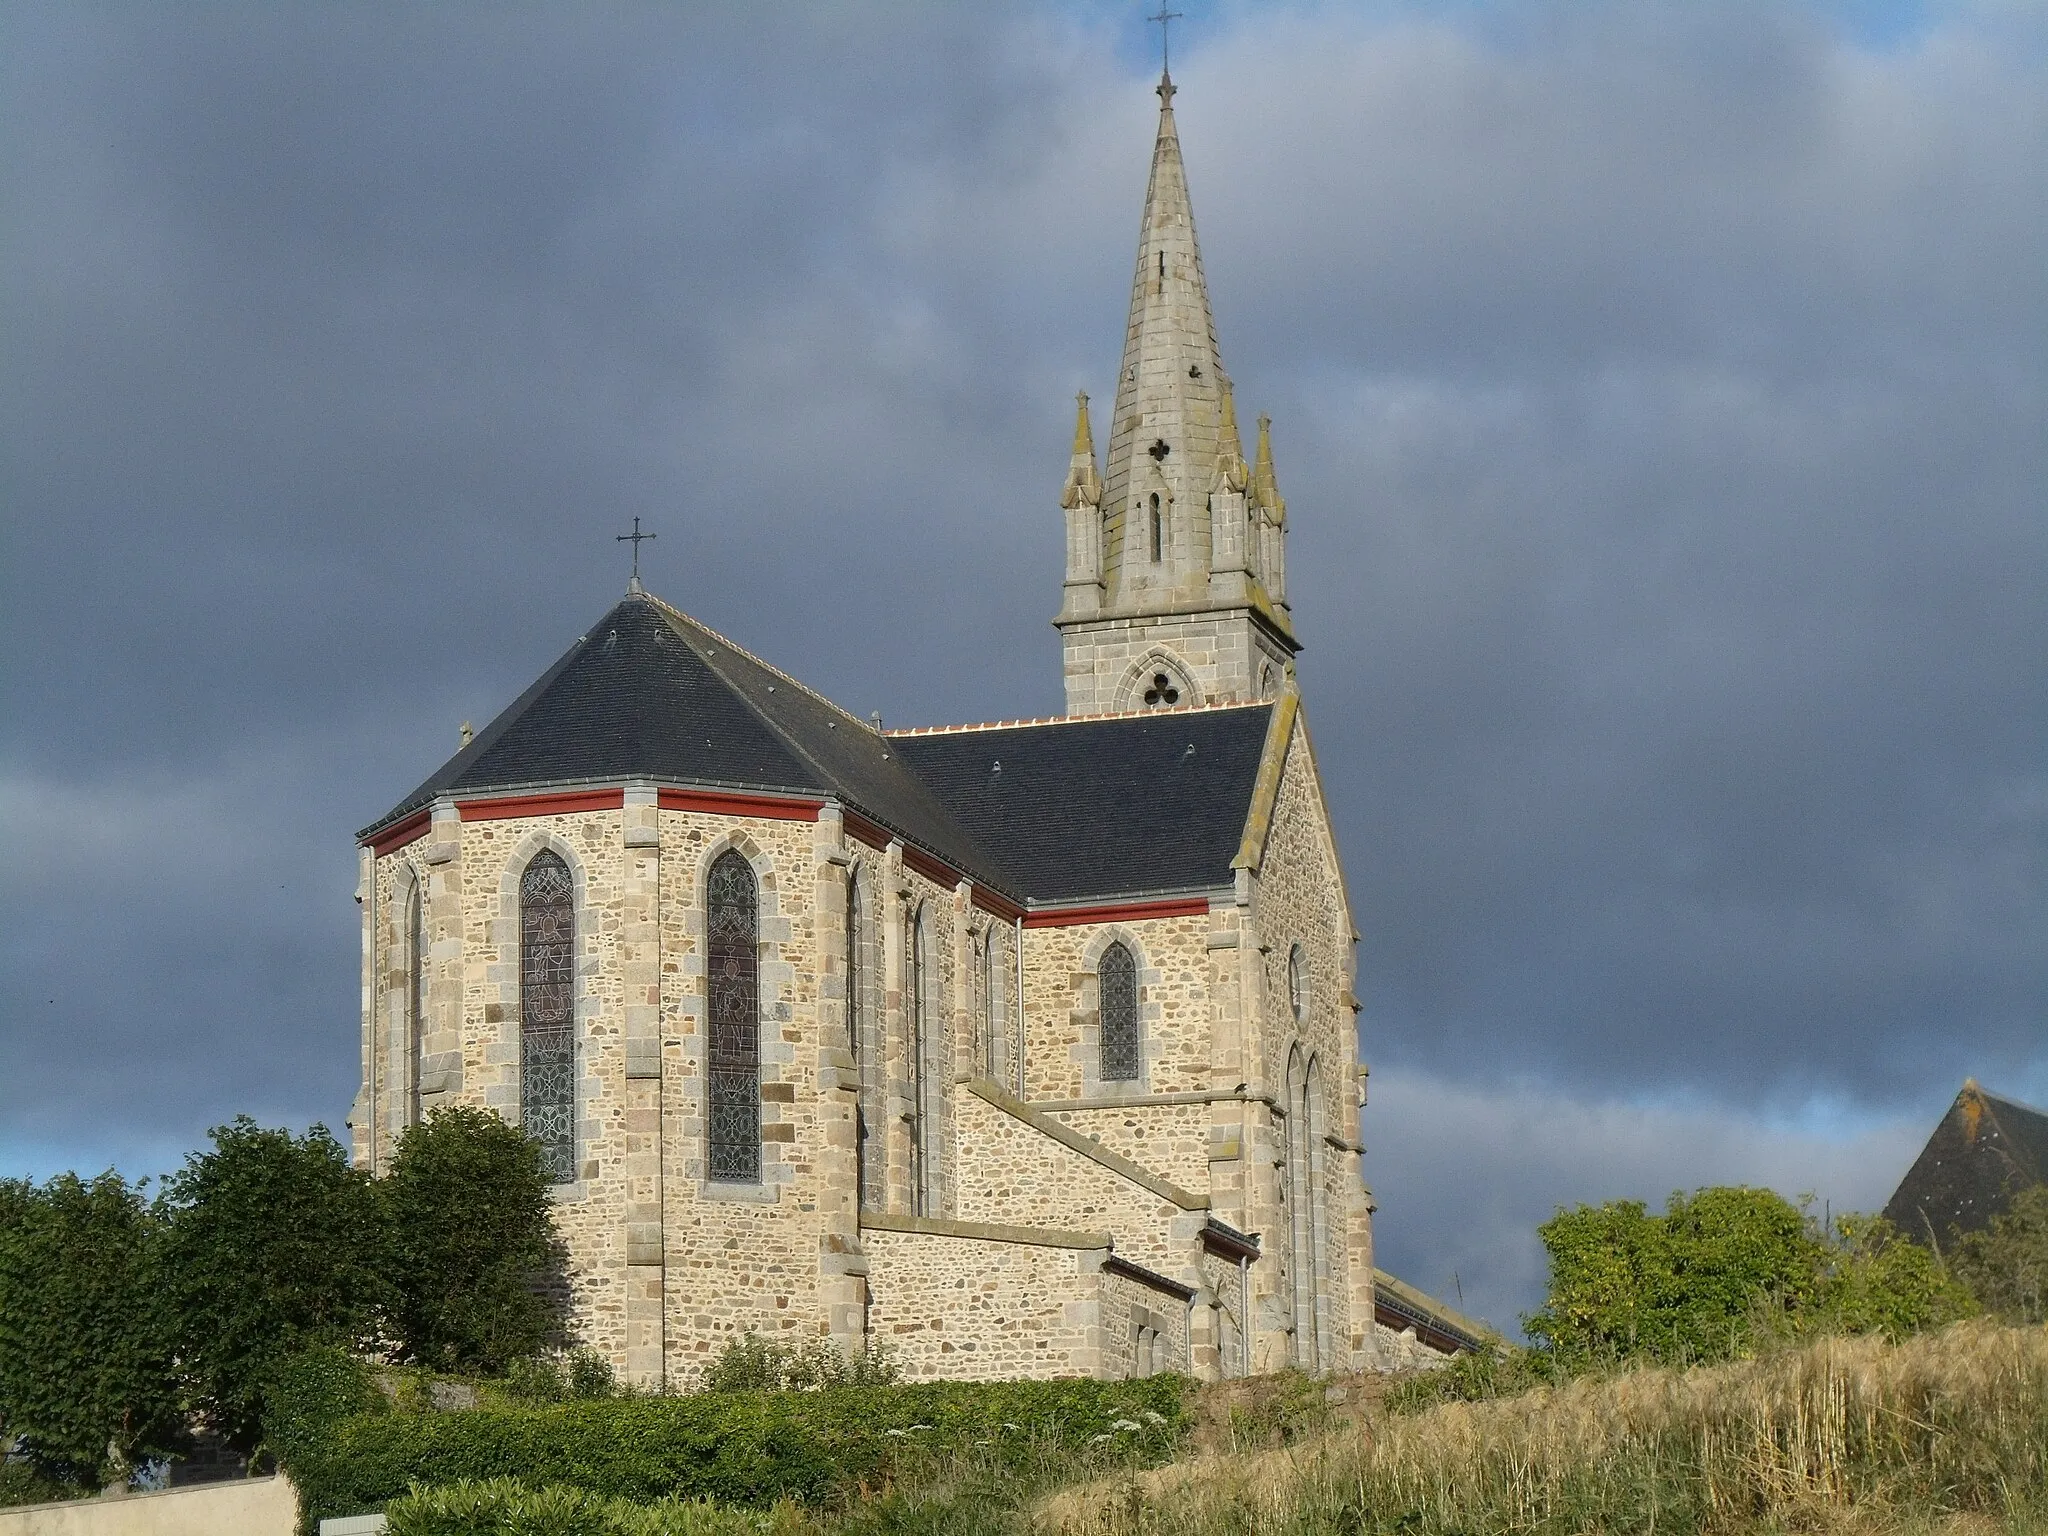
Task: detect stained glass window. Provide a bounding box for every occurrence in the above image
[1288,944,1307,1023]
[706,849,760,1183]
[1100,940,1139,1082]
[519,851,576,1183]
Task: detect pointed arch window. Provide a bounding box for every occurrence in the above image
[909,906,933,1215]
[706,849,761,1183]
[1149,493,1163,562]
[848,866,880,1210]
[1099,940,1139,1082]
[406,880,426,1126]
[519,851,576,1183]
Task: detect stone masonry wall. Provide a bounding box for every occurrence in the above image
[1018,912,1213,1102]
[1047,1102,1211,1194]
[1251,722,1369,1369]
[1099,1265,1191,1379]
[861,1228,1105,1379]
[951,1089,1192,1277]
[1060,612,1292,715]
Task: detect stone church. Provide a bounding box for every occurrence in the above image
[352,73,1428,1386]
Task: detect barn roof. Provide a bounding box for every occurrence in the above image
[1883,1080,2048,1245]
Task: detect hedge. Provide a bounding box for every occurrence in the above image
[384,1478,776,1535]
[268,1352,1188,1532]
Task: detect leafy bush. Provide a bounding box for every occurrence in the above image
[276,1373,1188,1531]
[1951,1186,2048,1323]
[380,1107,563,1372]
[1526,1186,1974,1368]
[0,1172,183,1487]
[157,1118,387,1450]
[0,1459,82,1510]
[701,1333,899,1393]
[505,1347,623,1403]
[384,1477,779,1535]
[260,1346,388,1469]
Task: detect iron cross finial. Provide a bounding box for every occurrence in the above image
[616,516,656,589]
[1148,7,1184,82]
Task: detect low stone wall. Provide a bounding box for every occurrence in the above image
[1372,1319,1452,1371]
[861,1215,1110,1379]
[0,1476,296,1536]
[1098,1261,1191,1378]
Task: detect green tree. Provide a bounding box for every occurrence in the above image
[1806,1212,1976,1338]
[1527,1187,1979,1369]
[1527,1187,1815,1366]
[1950,1187,2048,1323]
[380,1107,560,1371]
[156,1118,386,1450]
[0,1173,183,1488]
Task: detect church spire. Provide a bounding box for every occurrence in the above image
[1098,69,1227,603]
[1055,72,1299,716]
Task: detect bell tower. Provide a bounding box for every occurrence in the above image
[1057,71,1299,716]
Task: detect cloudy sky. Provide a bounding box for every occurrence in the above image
[4,1,2042,1334]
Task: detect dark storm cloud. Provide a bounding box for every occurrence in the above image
[3,3,2041,1321]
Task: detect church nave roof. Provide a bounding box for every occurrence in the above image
[362,590,1275,908]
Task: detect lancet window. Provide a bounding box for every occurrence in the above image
[706,849,761,1183]
[406,880,426,1127]
[518,850,576,1183]
[1099,940,1139,1082]
[909,907,931,1215]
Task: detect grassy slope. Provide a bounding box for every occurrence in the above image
[1036,1321,2048,1536]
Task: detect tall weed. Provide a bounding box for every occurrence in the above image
[1044,1320,2048,1535]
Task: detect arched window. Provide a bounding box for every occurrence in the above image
[406,880,426,1126]
[519,851,576,1183]
[848,867,878,1210]
[909,906,930,1215]
[706,850,761,1183]
[1149,493,1163,562]
[1302,1061,1325,1368]
[1288,944,1307,1023]
[1099,940,1139,1082]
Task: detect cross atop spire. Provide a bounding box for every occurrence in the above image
[1148,7,1183,98]
[616,515,656,593]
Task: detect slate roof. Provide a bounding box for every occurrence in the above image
[1884,1081,2048,1245]
[363,591,1276,906]
[889,708,1271,904]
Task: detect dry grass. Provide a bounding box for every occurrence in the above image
[1039,1321,2048,1535]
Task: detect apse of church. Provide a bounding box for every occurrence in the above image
[352,72,1380,1388]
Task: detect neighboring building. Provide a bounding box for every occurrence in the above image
[1884,1080,2048,1247]
[350,71,1396,1385]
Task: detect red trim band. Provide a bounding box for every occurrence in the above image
[1023,897,1211,929]
[842,809,891,851]
[458,789,625,821]
[658,788,822,821]
[367,809,431,855]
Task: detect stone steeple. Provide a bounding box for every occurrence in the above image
[1056,72,1298,716]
